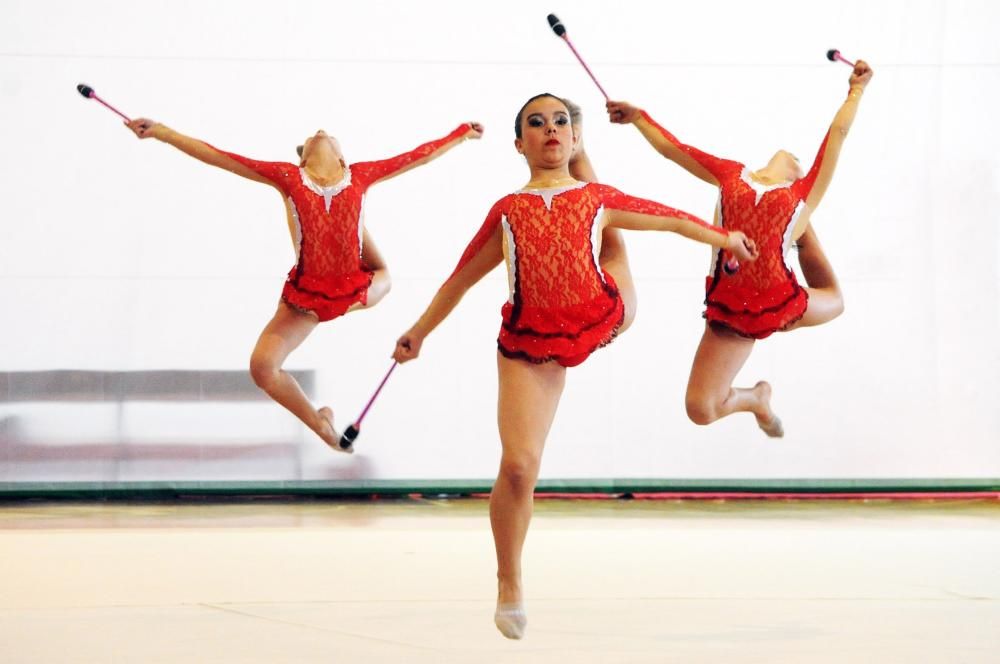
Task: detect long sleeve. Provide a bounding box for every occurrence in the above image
[351,123,471,187]
[404,198,505,342]
[209,147,296,194]
[443,197,506,286]
[595,184,726,237]
[638,110,739,181]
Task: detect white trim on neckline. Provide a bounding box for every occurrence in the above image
[740,167,792,205]
[299,166,352,212]
[516,181,588,210]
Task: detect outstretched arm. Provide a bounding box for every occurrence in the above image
[126,118,278,187]
[599,186,758,261]
[800,60,874,209]
[359,122,484,187]
[393,205,504,363]
[606,102,725,186]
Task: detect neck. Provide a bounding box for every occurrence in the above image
[302,151,345,184]
[750,167,786,185]
[524,164,575,189]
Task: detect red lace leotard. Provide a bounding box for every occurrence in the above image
[640,111,829,339]
[213,124,470,321]
[447,182,718,367]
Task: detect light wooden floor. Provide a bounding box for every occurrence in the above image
[0,498,997,663]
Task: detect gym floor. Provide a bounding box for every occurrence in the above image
[1,497,997,663]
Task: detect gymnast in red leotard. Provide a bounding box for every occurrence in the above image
[607,59,873,436]
[125,116,483,450]
[391,94,756,639]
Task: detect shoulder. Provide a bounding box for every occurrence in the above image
[253,160,299,179]
[585,182,624,200]
[347,160,375,183]
[587,182,615,194]
[716,161,748,188]
[491,193,517,211]
[717,158,744,176]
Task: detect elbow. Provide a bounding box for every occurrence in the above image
[831,122,850,138]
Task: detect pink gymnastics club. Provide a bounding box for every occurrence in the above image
[76,83,132,122]
[826,49,856,68]
[547,14,610,100]
[338,361,398,451]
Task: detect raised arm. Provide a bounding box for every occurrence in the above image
[393,204,505,363]
[355,122,483,187]
[568,134,598,183]
[606,102,730,186]
[598,186,758,261]
[799,60,873,210]
[125,118,279,187]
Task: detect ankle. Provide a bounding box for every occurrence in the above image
[497,578,523,604]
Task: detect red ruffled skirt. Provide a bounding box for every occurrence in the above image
[281,268,373,322]
[703,275,808,339]
[498,275,624,367]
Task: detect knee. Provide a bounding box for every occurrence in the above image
[498,453,542,494]
[685,394,717,426]
[366,269,392,307]
[816,287,845,323]
[618,294,637,335]
[830,290,845,320]
[377,269,392,294]
[249,356,280,391]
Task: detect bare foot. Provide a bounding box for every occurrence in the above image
[753,381,784,438]
[317,406,350,453]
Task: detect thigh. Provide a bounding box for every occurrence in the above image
[795,223,840,288]
[686,323,756,399]
[598,227,637,331]
[598,226,626,265]
[496,354,567,458]
[252,301,319,366]
[360,229,387,271]
[791,288,842,329]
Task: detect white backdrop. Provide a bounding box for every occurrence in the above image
[1,0,998,482]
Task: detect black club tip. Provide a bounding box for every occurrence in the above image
[547,14,566,37]
[339,424,359,451]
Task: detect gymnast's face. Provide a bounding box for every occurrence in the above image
[299,130,344,167]
[768,150,804,182]
[515,97,577,168]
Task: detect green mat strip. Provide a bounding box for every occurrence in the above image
[0,478,998,499]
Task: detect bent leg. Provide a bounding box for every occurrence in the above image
[599,226,637,333]
[349,229,392,312]
[491,353,566,637]
[790,223,844,329]
[685,323,782,436]
[250,302,341,449]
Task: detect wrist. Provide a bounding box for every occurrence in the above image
[149,124,171,140]
[410,321,431,339]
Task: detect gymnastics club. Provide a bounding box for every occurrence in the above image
[826,49,856,68]
[76,84,132,123]
[338,360,398,451]
[547,14,610,100]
